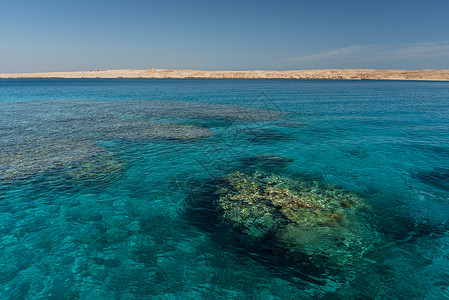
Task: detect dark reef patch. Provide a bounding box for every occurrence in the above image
[412,168,449,191]
[237,128,295,144]
[99,120,213,140]
[239,154,294,173]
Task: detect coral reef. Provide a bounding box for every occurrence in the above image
[214,171,376,266]
[64,152,125,181]
[0,138,110,180]
[100,120,213,140]
[0,99,283,181]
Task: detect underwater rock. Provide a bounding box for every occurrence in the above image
[345,148,369,159]
[408,143,449,159]
[242,154,294,164]
[405,215,449,236]
[277,121,307,128]
[213,171,375,266]
[413,168,449,191]
[239,154,294,173]
[100,120,213,140]
[179,118,234,129]
[237,128,294,144]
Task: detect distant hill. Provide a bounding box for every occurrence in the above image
[1,68,449,81]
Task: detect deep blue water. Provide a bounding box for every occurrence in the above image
[1,79,449,299]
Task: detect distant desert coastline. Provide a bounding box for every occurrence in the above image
[1,69,449,81]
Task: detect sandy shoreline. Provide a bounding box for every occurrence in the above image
[1,68,449,81]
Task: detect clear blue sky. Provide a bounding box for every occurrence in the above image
[1,0,449,72]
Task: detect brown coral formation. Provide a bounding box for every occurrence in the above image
[214,171,376,266]
[0,138,110,180]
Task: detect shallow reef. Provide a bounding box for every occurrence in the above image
[0,99,281,181]
[0,138,111,180]
[99,120,213,140]
[0,100,281,127]
[211,171,377,267]
[63,152,125,182]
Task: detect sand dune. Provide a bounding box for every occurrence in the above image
[1,68,449,81]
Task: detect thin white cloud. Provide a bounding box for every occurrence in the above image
[284,45,372,63]
[283,41,449,67]
[384,41,449,59]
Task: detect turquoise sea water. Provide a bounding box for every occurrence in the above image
[1,79,449,299]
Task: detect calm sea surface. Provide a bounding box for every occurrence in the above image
[1,79,449,299]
